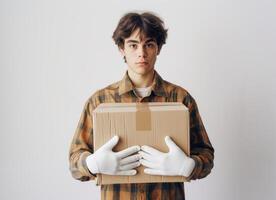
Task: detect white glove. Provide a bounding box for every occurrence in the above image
[139,136,195,177]
[86,135,141,175]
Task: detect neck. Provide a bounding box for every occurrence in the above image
[127,68,155,88]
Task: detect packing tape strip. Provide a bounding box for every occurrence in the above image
[136,103,151,131]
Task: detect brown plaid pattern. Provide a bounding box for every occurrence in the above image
[69,70,214,200]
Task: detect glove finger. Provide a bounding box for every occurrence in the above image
[101,135,119,150]
[116,145,140,159]
[119,154,140,165]
[140,158,158,169]
[119,161,140,171]
[144,168,165,176]
[164,136,179,152]
[115,170,137,176]
[138,150,154,161]
[141,145,162,156]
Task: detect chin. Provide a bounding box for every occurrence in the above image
[131,66,154,75]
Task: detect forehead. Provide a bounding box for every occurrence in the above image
[125,29,155,43]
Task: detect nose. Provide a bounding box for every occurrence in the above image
[137,46,147,58]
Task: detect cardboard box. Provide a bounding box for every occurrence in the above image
[92,102,190,185]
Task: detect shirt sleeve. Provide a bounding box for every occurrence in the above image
[184,93,215,181]
[69,99,96,181]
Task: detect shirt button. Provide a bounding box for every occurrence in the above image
[139,185,145,193]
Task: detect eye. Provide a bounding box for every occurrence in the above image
[129,44,137,49]
[146,43,155,48]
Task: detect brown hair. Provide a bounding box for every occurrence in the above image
[112,12,168,52]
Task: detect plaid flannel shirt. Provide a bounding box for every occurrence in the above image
[69,70,214,200]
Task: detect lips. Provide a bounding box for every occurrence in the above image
[136,61,148,65]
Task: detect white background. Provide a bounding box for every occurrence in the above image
[1,0,276,199]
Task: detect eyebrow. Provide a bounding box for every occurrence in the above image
[126,38,156,44]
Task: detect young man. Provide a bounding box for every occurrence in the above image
[69,12,214,200]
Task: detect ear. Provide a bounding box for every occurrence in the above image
[157,47,162,55]
[119,47,125,57]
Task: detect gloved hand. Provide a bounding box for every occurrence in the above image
[86,135,141,175]
[139,136,195,177]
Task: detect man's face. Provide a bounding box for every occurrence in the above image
[120,29,159,76]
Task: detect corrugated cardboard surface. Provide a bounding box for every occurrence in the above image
[92,102,190,185]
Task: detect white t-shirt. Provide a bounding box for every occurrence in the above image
[135,86,152,98]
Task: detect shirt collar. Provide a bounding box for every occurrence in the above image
[118,70,168,98]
